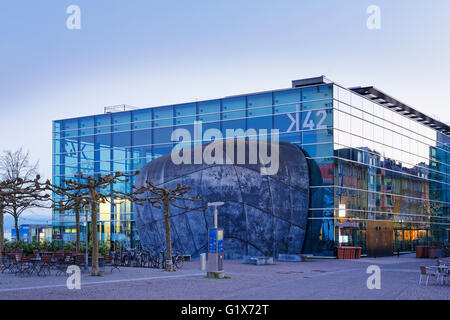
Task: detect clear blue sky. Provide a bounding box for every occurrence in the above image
[1,0,449,232]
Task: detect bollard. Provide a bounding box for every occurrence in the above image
[200,253,206,271]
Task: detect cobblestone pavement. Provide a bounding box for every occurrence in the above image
[0,254,448,300]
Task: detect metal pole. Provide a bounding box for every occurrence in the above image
[214,207,218,229]
[85,210,88,271]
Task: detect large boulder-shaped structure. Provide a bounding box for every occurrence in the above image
[134,140,310,259]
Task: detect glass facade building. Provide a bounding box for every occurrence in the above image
[11,224,53,243]
[52,76,449,256]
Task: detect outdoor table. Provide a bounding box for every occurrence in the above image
[427,265,449,285]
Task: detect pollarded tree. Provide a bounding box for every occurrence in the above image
[46,171,138,276]
[0,181,8,266]
[132,180,205,271]
[2,176,49,241]
[47,186,89,253]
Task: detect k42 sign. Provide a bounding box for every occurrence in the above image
[285,107,331,133]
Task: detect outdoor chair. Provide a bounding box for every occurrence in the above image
[53,252,65,265]
[15,255,33,277]
[8,253,22,274]
[0,253,14,273]
[75,254,87,272]
[419,266,439,286]
[55,255,72,276]
[6,253,19,273]
[37,255,52,276]
[104,254,120,273]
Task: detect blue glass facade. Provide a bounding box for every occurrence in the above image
[52,79,449,255]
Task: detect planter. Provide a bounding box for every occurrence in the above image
[337,247,345,259]
[337,247,358,259]
[416,246,428,258]
[428,247,440,259]
[355,247,362,259]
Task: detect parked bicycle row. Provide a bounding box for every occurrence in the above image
[112,248,185,270]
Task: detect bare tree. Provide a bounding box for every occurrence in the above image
[46,171,138,276]
[0,148,38,181]
[133,180,205,271]
[0,149,42,241]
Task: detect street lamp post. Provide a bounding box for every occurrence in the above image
[206,202,225,278]
[84,210,89,271]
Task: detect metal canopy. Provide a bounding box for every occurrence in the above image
[350,86,450,135]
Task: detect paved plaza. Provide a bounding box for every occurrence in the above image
[0,254,448,300]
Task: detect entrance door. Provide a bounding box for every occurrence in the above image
[366,221,393,257]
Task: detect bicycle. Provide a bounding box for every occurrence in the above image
[159,249,184,270]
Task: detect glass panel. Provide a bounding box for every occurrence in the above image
[153,127,174,145]
[63,119,78,131]
[53,121,62,132]
[303,129,333,144]
[175,103,196,125]
[302,99,333,111]
[112,131,131,148]
[95,114,111,134]
[112,112,131,132]
[302,84,332,101]
[153,106,173,127]
[132,109,152,129]
[79,135,95,153]
[247,116,272,132]
[95,133,111,149]
[222,96,245,121]
[302,143,333,158]
[99,149,111,162]
[62,138,78,154]
[273,89,301,112]
[153,144,173,158]
[132,129,152,146]
[198,100,220,122]
[247,92,272,116]
[79,116,95,135]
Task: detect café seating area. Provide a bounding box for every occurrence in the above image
[419,259,450,286]
[0,249,114,276]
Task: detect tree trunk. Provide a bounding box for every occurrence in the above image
[0,208,4,266]
[14,211,19,242]
[163,198,173,271]
[75,206,80,253]
[90,200,99,276]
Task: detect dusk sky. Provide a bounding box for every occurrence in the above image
[1,0,449,234]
